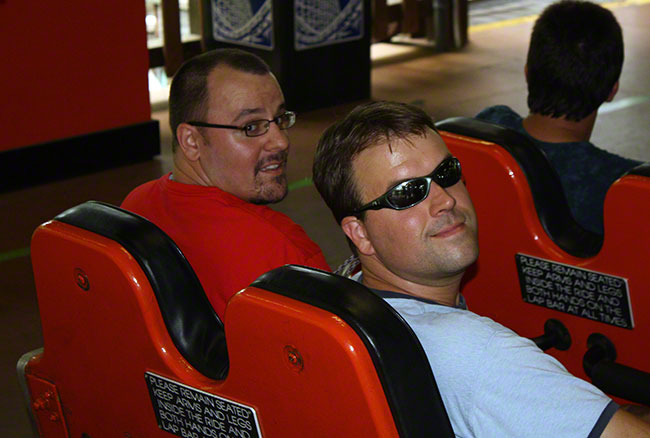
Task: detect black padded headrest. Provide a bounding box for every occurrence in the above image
[252,265,455,438]
[435,117,603,258]
[55,201,228,380]
[627,163,650,178]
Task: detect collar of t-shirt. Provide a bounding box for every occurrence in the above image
[373,288,468,310]
[164,172,250,207]
[351,271,467,309]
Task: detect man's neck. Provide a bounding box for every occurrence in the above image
[172,159,209,186]
[359,263,463,307]
[522,111,597,143]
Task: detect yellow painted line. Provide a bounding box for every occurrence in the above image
[601,0,650,7]
[469,0,650,34]
[469,15,537,34]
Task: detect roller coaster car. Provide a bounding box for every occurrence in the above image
[17,201,453,438]
[436,117,650,405]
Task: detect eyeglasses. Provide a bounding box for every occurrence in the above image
[187,111,296,137]
[354,156,462,214]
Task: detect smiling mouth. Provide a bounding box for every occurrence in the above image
[432,221,465,238]
[256,152,289,175]
[260,163,283,172]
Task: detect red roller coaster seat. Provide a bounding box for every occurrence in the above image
[17,201,453,438]
[435,117,650,404]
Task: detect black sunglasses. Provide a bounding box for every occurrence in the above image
[187,111,296,137]
[354,156,462,214]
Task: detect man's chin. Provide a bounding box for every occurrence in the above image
[250,180,288,205]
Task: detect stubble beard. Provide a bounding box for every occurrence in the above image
[250,150,289,205]
[250,173,288,205]
[419,214,479,279]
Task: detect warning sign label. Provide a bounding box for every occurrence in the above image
[516,253,633,329]
[145,372,261,438]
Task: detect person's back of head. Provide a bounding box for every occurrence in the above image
[168,49,271,153]
[526,0,623,121]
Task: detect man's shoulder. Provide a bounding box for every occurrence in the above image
[121,175,168,210]
[581,141,643,169]
[475,105,523,130]
[544,139,643,179]
[238,204,323,250]
[121,179,326,267]
[387,298,517,346]
[196,201,327,269]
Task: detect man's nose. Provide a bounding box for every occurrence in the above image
[426,184,456,216]
[264,122,290,151]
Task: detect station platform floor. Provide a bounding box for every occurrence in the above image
[2,1,648,435]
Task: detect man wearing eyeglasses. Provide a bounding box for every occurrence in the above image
[312,101,650,437]
[122,48,329,319]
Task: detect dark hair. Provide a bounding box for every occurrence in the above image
[313,101,437,227]
[526,0,624,121]
[169,48,271,152]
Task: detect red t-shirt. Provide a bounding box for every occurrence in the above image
[121,174,330,318]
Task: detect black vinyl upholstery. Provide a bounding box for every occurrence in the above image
[628,162,650,177]
[435,117,603,258]
[252,265,455,438]
[55,200,229,380]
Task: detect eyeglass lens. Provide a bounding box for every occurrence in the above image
[386,158,461,208]
[387,179,429,208]
[245,112,295,137]
[433,158,461,188]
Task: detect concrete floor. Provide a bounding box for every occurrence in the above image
[2,1,649,435]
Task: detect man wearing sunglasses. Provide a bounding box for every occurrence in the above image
[122,49,329,319]
[312,101,650,437]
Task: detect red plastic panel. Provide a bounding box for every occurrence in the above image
[24,372,69,438]
[222,287,399,437]
[441,131,650,401]
[28,220,399,437]
[30,221,218,437]
[0,1,151,151]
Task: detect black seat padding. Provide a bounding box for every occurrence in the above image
[435,117,603,258]
[55,201,229,380]
[252,265,455,438]
[628,162,650,178]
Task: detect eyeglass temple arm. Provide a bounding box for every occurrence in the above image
[355,199,386,214]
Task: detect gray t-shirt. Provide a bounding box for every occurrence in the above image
[372,286,617,437]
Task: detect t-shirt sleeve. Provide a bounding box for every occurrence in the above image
[468,322,614,437]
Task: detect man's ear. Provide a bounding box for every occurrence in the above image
[524,64,529,83]
[176,123,203,162]
[341,216,375,256]
[606,81,619,102]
